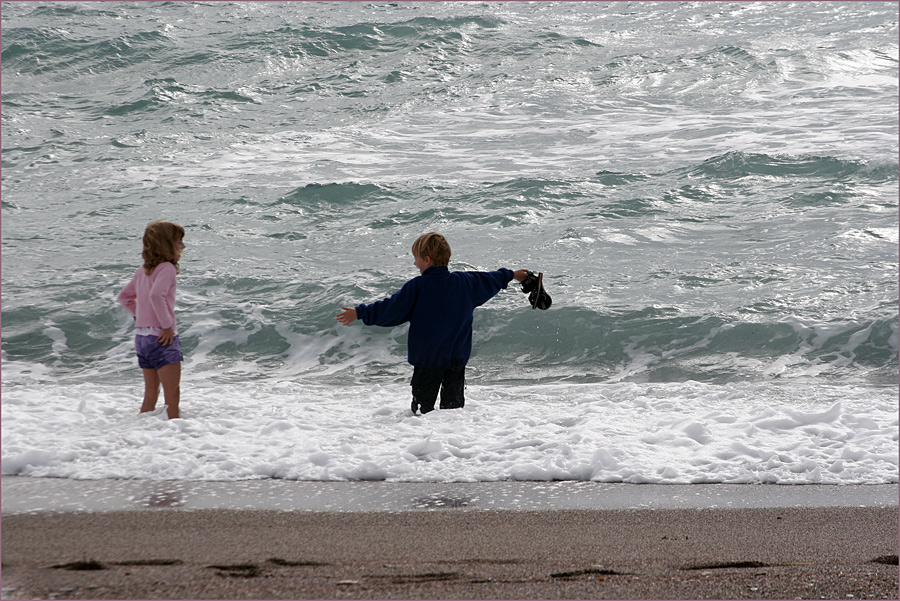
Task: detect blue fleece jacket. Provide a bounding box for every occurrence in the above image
[355,266,515,369]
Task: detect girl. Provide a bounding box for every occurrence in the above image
[118,221,186,419]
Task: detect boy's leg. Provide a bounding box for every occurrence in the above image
[140,368,161,413]
[410,366,442,414]
[439,367,466,409]
[158,362,181,419]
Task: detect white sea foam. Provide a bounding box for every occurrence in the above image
[2,378,896,484]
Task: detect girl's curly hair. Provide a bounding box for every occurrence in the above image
[142,221,185,275]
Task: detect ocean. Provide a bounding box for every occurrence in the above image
[1,1,897,484]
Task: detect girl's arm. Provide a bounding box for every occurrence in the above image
[148,262,178,331]
[117,272,138,317]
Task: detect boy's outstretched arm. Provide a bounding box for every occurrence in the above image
[336,306,357,325]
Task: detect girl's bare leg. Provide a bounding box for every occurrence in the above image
[141,368,161,413]
[158,362,181,419]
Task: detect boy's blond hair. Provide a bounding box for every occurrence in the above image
[412,232,451,267]
[143,220,185,275]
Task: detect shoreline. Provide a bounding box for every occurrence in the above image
[3,476,897,514]
[2,478,897,599]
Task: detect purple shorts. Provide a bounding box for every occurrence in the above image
[135,335,183,370]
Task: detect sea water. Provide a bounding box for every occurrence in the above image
[2,1,897,484]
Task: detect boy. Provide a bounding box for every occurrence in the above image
[336,232,529,414]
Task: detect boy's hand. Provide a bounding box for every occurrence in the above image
[336,306,358,325]
[513,269,529,283]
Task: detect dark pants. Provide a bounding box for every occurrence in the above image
[411,366,466,414]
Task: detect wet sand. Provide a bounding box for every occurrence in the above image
[2,479,897,600]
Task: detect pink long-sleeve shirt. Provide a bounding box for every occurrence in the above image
[118,262,178,330]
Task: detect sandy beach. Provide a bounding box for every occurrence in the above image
[2,479,897,600]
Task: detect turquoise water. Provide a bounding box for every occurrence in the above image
[1,2,897,483]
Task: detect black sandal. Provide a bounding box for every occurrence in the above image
[521,271,552,310]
